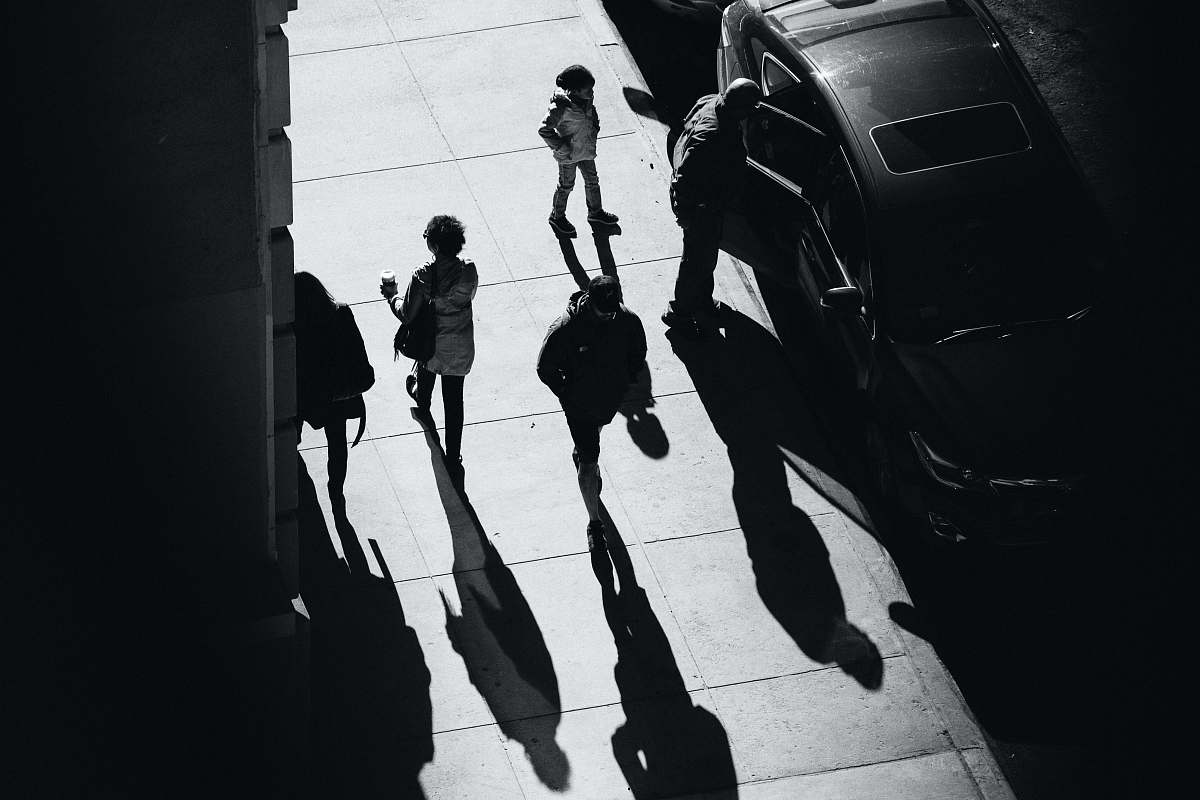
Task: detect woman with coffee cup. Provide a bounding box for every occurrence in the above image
[381,214,478,475]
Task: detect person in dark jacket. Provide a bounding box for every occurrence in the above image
[295,270,370,516]
[662,78,762,333]
[537,275,647,551]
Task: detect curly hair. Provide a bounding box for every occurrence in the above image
[423,214,466,256]
[555,64,595,92]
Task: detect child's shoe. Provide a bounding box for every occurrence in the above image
[549,214,577,238]
[587,210,620,226]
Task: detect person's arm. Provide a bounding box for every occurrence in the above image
[432,261,478,313]
[536,321,571,398]
[538,98,569,153]
[393,270,429,324]
[626,314,648,383]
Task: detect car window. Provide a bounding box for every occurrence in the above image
[752,40,825,132]
[762,52,798,95]
[745,104,830,192]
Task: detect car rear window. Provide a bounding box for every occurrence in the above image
[869,102,1030,174]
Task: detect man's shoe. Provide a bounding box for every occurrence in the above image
[548,215,577,238]
[587,210,619,226]
[661,308,705,337]
[586,519,607,552]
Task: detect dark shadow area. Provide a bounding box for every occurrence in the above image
[590,506,738,798]
[413,417,570,792]
[666,314,883,688]
[297,455,434,800]
[618,364,670,459]
[556,224,623,290]
[591,222,622,275]
[604,2,721,137]
[556,235,591,290]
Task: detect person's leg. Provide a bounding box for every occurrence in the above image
[672,208,723,316]
[441,374,465,461]
[324,415,348,515]
[415,363,436,411]
[551,162,577,219]
[566,412,605,548]
[578,160,603,215]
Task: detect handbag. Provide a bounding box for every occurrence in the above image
[393,264,437,363]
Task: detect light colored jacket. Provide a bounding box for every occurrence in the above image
[538,89,600,164]
[391,255,478,376]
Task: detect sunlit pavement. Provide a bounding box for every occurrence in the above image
[286,1,1016,797]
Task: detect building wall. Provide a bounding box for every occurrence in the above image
[7,2,304,794]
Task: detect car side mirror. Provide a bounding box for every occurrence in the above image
[821,285,863,315]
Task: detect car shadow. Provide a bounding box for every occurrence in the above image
[297,455,434,800]
[413,417,570,792]
[604,2,721,136]
[590,504,739,797]
[666,314,882,689]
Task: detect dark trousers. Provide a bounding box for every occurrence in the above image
[673,208,724,315]
[416,366,465,459]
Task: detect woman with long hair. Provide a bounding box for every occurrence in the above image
[294,270,371,515]
[382,215,478,474]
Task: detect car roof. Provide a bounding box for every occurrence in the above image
[762,5,1052,210]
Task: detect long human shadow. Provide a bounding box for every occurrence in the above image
[297,455,434,800]
[666,315,883,689]
[412,416,570,792]
[590,506,739,798]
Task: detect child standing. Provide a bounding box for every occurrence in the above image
[539,64,619,238]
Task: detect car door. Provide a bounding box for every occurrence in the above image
[809,147,875,390]
[724,46,835,300]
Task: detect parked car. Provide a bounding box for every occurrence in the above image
[716,0,1105,544]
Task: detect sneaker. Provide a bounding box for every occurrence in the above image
[548,214,577,238]
[586,519,607,552]
[587,210,619,226]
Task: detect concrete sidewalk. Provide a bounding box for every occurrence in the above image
[285,1,1016,797]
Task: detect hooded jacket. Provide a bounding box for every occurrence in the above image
[537,290,647,424]
[670,93,747,214]
[391,255,478,376]
[538,89,600,164]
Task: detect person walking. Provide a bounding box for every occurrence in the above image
[537,275,647,551]
[294,270,374,517]
[662,78,762,334]
[383,215,478,474]
[539,64,620,239]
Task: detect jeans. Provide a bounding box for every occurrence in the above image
[416,365,466,459]
[672,207,724,315]
[552,159,602,217]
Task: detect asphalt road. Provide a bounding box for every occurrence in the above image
[601,2,1152,798]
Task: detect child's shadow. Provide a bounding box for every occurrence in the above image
[557,222,622,289]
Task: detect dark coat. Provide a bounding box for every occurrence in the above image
[296,303,367,429]
[537,291,648,424]
[670,93,747,215]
